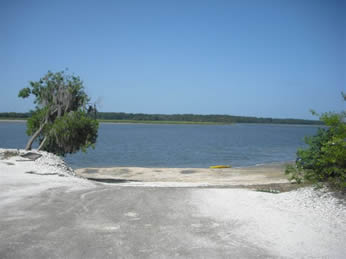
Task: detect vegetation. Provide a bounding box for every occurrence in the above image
[96,112,322,125]
[0,112,32,119]
[1,112,322,125]
[285,93,346,190]
[18,70,99,156]
[99,119,221,125]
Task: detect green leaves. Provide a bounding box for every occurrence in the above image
[43,111,99,156]
[18,87,31,98]
[18,70,99,154]
[285,93,346,190]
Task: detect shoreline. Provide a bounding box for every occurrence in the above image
[0,119,26,122]
[0,148,293,188]
[0,118,323,126]
[73,160,294,169]
[75,162,295,189]
[74,160,294,170]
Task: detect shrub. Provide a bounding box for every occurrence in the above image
[285,94,346,190]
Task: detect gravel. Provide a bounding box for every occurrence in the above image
[0,148,75,177]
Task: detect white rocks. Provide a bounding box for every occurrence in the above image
[0,148,75,177]
[34,150,76,176]
[0,148,95,208]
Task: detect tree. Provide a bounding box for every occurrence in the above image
[285,92,346,190]
[18,70,99,156]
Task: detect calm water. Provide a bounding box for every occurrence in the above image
[0,121,319,169]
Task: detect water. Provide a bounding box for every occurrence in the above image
[0,121,319,169]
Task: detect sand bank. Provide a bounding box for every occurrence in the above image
[75,162,293,188]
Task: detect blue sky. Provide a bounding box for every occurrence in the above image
[1,0,345,119]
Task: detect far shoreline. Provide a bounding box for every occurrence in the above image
[0,119,27,123]
[0,118,323,127]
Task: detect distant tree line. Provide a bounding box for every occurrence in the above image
[97,112,322,125]
[0,112,32,119]
[0,111,322,125]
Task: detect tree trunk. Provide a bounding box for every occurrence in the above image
[37,136,48,151]
[25,122,47,150]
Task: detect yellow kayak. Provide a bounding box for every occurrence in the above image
[209,165,231,169]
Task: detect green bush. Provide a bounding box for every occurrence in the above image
[285,95,346,190]
[43,111,99,156]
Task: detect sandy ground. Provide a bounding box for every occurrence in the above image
[0,149,94,209]
[1,149,345,258]
[75,163,292,187]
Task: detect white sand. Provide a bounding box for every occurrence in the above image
[190,188,346,258]
[76,163,291,186]
[1,148,345,258]
[0,148,94,208]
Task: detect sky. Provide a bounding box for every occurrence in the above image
[1,0,345,120]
